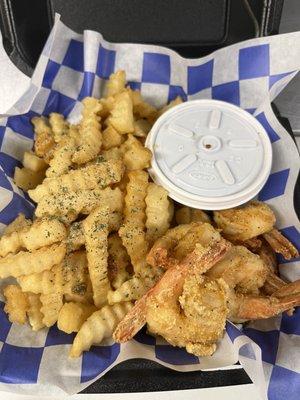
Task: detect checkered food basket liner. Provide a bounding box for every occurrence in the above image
[0,15,299,399]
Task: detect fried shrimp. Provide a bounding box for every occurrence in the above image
[227,281,300,322]
[205,245,269,295]
[113,238,231,356]
[200,242,300,323]
[214,201,276,241]
[147,222,221,269]
[148,274,228,357]
[214,201,299,260]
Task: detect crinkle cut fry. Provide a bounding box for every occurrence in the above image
[35,187,123,220]
[113,238,231,342]
[105,70,126,97]
[0,217,67,257]
[49,112,69,143]
[83,205,110,307]
[46,136,76,178]
[29,160,124,202]
[175,206,211,225]
[3,285,29,324]
[0,243,66,278]
[27,293,45,331]
[57,302,96,334]
[70,302,133,357]
[40,292,63,327]
[107,233,131,289]
[72,97,102,164]
[4,213,31,235]
[67,212,123,252]
[145,183,173,245]
[17,251,89,296]
[107,275,155,304]
[119,170,149,275]
[32,116,55,162]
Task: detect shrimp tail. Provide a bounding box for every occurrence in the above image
[263,229,299,260]
[232,279,300,320]
[188,238,231,275]
[113,292,149,342]
[263,272,286,295]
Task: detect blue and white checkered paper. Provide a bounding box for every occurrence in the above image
[0,16,299,398]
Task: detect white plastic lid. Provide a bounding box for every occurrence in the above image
[146,100,272,210]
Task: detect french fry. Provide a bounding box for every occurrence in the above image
[21,218,67,251]
[0,243,66,278]
[105,70,126,97]
[57,302,96,334]
[107,276,154,304]
[14,167,45,191]
[109,91,134,134]
[32,116,52,137]
[0,229,23,257]
[4,213,31,235]
[99,96,115,119]
[131,90,157,122]
[27,293,45,331]
[102,147,123,161]
[67,211,123,253]
[133,119,152,138]
[46,136,76,177]
[64,291,93,304]
[0,217,67,256]
[23,151,47,172]
[145,183,174,244]
[40,292,63,327]
[29,160,124,202]
[102,125,124,150]
[175,206,211,225]
[32,116,55,162]
[70,302,133,357]
[122,135,152,171]
[18,251,89,296]
[109,211,123,232]
[158,96,182,117]
[108,233,131,289]
[116,170,129,192]
[67,222,84,252]
[83,206,110,307]
[119,170,149,275]
[3,285,29,324]
[49,112,69,143]
[35,187,123,220]
[72,97,102,164]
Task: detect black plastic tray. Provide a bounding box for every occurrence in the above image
[50,0,230,47]
[0,0,299,394]
[0,0,284,75]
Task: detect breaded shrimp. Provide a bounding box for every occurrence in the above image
[147,222,221,269]
[113,238,231,355]
[205,245,268,295]
[214,201,299,260]
[214,201,276,241]
[228,282,300,322]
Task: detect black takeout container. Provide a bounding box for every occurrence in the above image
[0,0,299,393]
